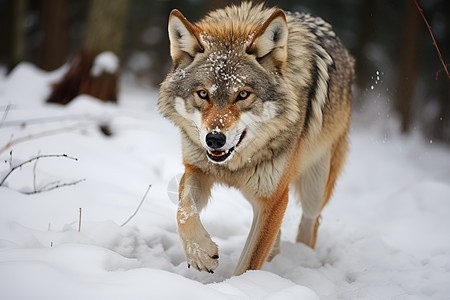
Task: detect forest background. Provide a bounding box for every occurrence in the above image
[0,0,449,142]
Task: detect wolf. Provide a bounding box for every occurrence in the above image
[159,2,354,276]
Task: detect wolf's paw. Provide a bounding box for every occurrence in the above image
[183,237,219,273]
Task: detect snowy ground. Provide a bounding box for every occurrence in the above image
[0,63,449,300]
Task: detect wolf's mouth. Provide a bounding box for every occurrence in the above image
[206,130,247,163]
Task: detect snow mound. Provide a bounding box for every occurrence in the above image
[91,51,119,77]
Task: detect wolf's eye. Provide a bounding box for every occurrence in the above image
[197,90,209,100]
[236,90,250,101]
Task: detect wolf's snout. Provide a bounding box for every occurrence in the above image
[206,132,226,150]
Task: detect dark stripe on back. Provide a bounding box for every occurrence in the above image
[303,60,319,132]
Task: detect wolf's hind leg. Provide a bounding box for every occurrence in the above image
[296,135,349,248]
[177,167,218,273]
[295,150,331,248]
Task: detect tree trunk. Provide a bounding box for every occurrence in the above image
[394,0,423,133]
[9,0,27,72]
[47,0,130,104]
[37,0,69,71]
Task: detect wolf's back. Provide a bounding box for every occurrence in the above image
[283,11,354,136]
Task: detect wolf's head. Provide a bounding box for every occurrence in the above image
[159,3,299,166]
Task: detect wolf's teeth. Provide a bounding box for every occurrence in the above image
[224,149,229,154]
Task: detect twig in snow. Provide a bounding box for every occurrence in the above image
[0,114,89,128]
[0,123,93,155]
[23,178,86,195]
[32,151,40,192]
[8,150,13,169]
[0,154,78,186]
[79,208,82,232]
[121,185,152,227]
[413,0,450,80]
[0,104,11,128]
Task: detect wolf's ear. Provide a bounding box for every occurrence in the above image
[247,9,288,71]
[168,9,204,67]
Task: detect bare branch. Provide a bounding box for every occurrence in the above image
[0,104,12,128]
[435,64,450,81]
[32,151,41,192]
[0,154,78,186]
[0,114,89,128]
[0,125,86,155]
[79,208,82,232]
[121,184,152,227]
[413,0,450,80]
[9,150,13,168]
[24,178,86,195]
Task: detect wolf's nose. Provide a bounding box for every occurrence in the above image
[206,132,226,150]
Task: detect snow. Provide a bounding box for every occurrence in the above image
[200,35,249,93]
[91,51,119,77]
[1,63,450,299]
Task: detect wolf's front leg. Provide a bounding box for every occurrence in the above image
[234,187,290,275]
[177,168,218,273]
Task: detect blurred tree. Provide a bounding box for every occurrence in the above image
[354,0,376,89]
[146,0,174,85]
[205,0,242,12]
[9,0,27,72]
[395,0,423,133]
[419,0,450,142]
[47,0,130,104]
[36,0,69,71]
